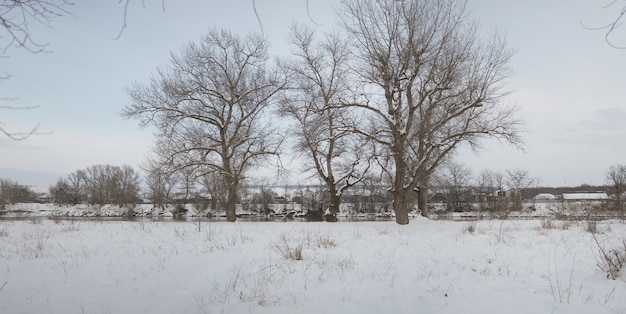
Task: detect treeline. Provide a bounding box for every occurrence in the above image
[1,162,624,215]
[49,165,141,206]
[0,179,39,208]
[432,162,626,212]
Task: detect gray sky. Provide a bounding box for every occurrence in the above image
[0,0,624,188]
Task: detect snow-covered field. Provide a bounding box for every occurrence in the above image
[0,217,625,313]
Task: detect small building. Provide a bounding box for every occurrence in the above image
[562,192,608,202]
[533,193,556,201]
[428,192,447,203]
[465,187,486,203]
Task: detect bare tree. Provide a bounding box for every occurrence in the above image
[123,29,285,222]
[199,170,227,213]
[144,160,178,211]
[249,179,277,215]
[113,165,141,207]
[434,161,473,212]
[66,170,84,204]
[476,168,505,211]
[280,24,370,220]
[339,0,522,224]
[49,178,71,205]
[606,164,626,210]
[0,178,36,209]
[505,168,536,211]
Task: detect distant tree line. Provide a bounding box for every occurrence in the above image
[0,179,38,209]
[432,162,626,213]
[49,164,141,206]
[2,162,625,217]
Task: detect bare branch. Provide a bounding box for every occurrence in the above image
[0,122,40,141]
[0,0,73,55]
[252,0,264,35]
[581,0,626,49]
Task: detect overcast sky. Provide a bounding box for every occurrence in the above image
[0,0,624,188]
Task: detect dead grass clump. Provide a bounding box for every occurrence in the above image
[61,220,80,232]
[591,232,626,280]
[0,227,8,237]
[464,221,477,234]
[315,234,336,248]
[586,220,598,234]
[559,220,573,230]
[275,234,303,261]
[540,219,555,229]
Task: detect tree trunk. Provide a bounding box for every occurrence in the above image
[325,191,340,222]
[328,191,340,214]
[616,186,622,211]
[392,154,410,224]
[392,186,410,225]
[225,181,237,222]
[418,184,428,217]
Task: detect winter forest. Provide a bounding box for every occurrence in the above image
[2,1,626,313]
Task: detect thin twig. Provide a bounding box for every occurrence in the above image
[252,0,264,35]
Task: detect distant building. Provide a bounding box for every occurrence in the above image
[533,193,556,201]
[465,187,485,203]
[562,192,608,202]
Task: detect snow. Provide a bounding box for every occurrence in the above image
[0,217,625,313]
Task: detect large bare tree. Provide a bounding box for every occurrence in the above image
[339,0,522,224]
[123,29,285,222]
[280,25,370,219]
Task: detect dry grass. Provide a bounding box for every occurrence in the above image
[274,234,303,261]
[307,232,336,248]
[586,220,598,234]
[540,219,556,229]
[592,231,626,280]
[464,221,477,234]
